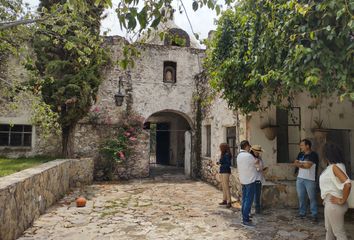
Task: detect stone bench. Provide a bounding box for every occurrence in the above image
[0,158,93,240]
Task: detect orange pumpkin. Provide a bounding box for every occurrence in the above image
[76,197,87,207]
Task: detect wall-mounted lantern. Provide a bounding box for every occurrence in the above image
[114,77,125,106]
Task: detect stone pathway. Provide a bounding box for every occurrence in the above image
[19,173,354,240]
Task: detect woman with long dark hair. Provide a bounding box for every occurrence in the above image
[218,143,232,208]
[319,142,351,240]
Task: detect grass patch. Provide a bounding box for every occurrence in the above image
[0,156,57,177]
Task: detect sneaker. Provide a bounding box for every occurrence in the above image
[242,221,255,227]
[219,201,227,205]
[226,203,232,208]
[295,214,306,219]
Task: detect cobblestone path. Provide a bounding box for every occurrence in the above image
[18,173,354,240]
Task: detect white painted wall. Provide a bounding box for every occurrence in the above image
[202,97,234,162]
[248,93,354,180]
[131,44,204,123]
[184,131,192,176]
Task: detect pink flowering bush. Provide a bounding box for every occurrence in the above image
[100,112,144,163]
[87,106,110,124]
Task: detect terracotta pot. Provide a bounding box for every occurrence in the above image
[76,197,87,207]
[261,126,278,140]
[312,128,329,140]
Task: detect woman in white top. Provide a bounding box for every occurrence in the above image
[319,142,352,240]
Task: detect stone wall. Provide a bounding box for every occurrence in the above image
[74,123,150,180]
[114,131,150,179]
[0,158,93,240]
[201,157,298,208]
[201,157,242,202]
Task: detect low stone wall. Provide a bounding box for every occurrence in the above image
[201,157,242,201]
[262,181,297,208]
[201,157,298,208]
[0,158,93,240]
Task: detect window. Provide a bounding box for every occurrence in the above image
[0,124,32,147]
[226,126,237,166]
[276,107,301,163]
[163,61,177,83]
[205,125,211,157]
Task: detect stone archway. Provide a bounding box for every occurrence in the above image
[144,110,193,176]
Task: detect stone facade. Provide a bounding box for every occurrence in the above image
[112,131,150,180]
[200,90,354,208]
[73,123,150,180]
[0,34,202,180]
[0,158,93,240]
[71,36,202,179]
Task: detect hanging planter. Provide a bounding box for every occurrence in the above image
[312,128,330,139]
[261,125,279,140]
[311,119,330,139]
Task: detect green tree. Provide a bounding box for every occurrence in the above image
[27,0,109,157]
[1,0,237,157]
[205,0,354,114]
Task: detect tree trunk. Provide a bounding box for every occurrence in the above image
[62,124,75,158]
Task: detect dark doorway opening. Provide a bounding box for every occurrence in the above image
[327,129,352,178]
[156,123,170,165]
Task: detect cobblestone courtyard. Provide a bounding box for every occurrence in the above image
[19,172,354,240]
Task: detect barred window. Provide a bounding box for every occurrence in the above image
[276,107,301,163]
[0,124,32,147]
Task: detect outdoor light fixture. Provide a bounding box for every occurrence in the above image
[114,77,125,107]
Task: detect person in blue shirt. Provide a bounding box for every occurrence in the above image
[217,143,232,208]
[293,139,319,223]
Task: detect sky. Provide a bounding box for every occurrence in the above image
[23,0,220,43]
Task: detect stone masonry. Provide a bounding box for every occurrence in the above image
[73,123,150,180]
[0,158,93,240]
[17,172,354,240]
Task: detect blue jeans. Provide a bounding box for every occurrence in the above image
[242,182,256,222]
[254,180,262,213]
[296,177,318,217]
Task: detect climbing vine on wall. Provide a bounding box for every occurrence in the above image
[192,71,216,178]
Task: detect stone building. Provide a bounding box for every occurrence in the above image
[0,17,203,179]
[1,16,354,208]
[201,92,354,208]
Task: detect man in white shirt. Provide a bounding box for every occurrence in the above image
[237,140,258,227]
[294,139,319,223]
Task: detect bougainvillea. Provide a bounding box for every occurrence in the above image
[100,112,144,163]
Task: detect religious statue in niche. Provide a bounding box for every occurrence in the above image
[165,70,173,81]
[164,65,176,83]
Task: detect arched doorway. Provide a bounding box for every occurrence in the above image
[144,110,193,176]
